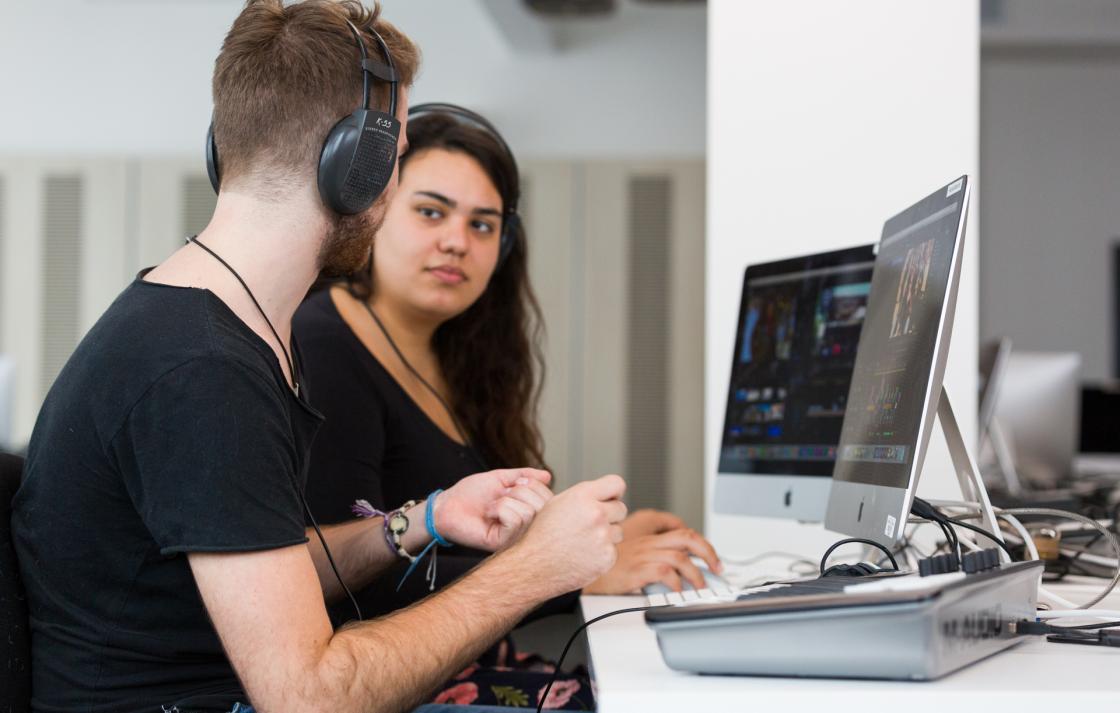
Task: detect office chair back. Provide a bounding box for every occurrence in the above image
[0,451,31,711]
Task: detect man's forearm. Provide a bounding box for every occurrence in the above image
[314,544,552,713]
[306,501,431,601]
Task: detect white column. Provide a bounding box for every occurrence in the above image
[705,0,980,557]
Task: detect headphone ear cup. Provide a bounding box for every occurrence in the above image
[319,109,400,215]
[205,123,221,194]
[496,212,520,269]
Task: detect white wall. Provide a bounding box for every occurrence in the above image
[980,54,1120,382]
[978,0,1120,382]
[0,0,705,159]
[706,0,980,558]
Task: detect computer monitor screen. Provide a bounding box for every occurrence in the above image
[714,244,875,520]
[826,176,970,544]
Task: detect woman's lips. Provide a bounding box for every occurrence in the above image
[428,266,466,284]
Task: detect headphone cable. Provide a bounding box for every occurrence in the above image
[358,297,481,461]
[188,235,362,621]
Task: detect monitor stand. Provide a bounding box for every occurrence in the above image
[982,419,1024,495]
[927,385,1005,553]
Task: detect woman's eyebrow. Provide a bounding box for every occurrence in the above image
[414,190,455,207]
[415,190,501,218]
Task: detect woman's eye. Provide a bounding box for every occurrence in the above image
[472,220,496,234]
[418,206,444,220]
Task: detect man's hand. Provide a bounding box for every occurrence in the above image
[503,474,628,597]
[434,468,553,551]
[582,527,722,594]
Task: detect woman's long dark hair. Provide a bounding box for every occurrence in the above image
[347,113,548,470]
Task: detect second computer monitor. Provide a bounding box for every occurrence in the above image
[825,176,971,546]
[714,244,876,521]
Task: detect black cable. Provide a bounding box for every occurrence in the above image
[904,494,958,555]
[945,517,1017,560]
[1013,619,1120,648]
[358,298,490,472]
[911,497,959,558]
[187,235,361,622]
[189,236,298,395]
[302,494,363,622]
[537,606,656,713]
[1067,531,1106,570]
[935,519,959,557]
[819,538,899,575]
[361,301,468,442]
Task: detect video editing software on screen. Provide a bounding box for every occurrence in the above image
[719,251,874,478]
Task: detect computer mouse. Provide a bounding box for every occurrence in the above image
[642,567,732,596]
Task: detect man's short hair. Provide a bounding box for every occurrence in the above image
[212,0,421,196]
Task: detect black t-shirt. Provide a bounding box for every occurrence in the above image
[294,289,577,622]
[12,279,322,712]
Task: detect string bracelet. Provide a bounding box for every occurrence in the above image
[397,490,455,591]
[425,489,453,547]
[352,498,397,556]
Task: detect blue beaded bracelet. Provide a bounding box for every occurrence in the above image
[425,489,452,547]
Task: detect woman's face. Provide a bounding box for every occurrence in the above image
[371,147,504,323]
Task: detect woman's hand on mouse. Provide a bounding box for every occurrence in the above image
[582,526,723,595]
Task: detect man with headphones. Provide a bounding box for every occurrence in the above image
[11,2,627,711]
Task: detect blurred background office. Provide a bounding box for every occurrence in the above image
[1,0,1119,537]
[0,0,707,527]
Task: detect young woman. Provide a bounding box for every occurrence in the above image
[294,104,720,707]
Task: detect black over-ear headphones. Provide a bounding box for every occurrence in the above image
[406,103,522,267]
[206,20,401,216]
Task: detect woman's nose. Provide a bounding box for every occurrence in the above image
[438,218,469,254]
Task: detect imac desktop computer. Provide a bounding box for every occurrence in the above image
[825,175,977,546]
[713,245,876,521]
[649,177,1044,681]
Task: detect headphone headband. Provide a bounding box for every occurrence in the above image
[407,103,520,216]
[358,22,398,118]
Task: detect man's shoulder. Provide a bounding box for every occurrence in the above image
[99,280,274,376]
[44,282,281,433]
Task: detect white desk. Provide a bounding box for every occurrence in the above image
[581,579,1120,713]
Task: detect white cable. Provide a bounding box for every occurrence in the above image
[927,501,1120,609]
[994,512,1079,604]
[1003,507,1120,610]
[959,535,983,553]
[1062,550,1119,568]
[1036,609,1120,621]
[1038,587,1082,610]
[998,513,1039,561]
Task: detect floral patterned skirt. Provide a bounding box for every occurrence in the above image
[430,637,595,710]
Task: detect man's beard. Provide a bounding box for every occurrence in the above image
[318,204,385,278]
